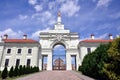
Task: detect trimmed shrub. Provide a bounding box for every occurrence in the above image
[19,65,23,76]
[0,71,1,78]
[1,65,40,79]
[36,67,39,72]
[23,65,26,75]
[2,67,8,79]
[9,66,14,78]
[14,66,19,76]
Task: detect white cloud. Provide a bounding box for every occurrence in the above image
[97,33,108,39]
[92,0,97,2]
[97,0,111,8]
[34,4,43,12]
[49,19,56,25]
[48,2,55,10]
[43,11,52,20]
[32,11,52,21]
[32,11,55,25]
[0,28,24,39]
[28,0,37,5]
[19,15,28,20]
[117,26,120,30]
[60,1,80,17]
[109,12,120,19]
[53,45,65,51]
[31,27,50,39]
[96,23,111,30]
[56,0,65,3]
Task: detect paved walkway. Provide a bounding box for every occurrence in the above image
[16,71,94,80]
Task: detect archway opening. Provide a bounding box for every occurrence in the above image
[52,44,66,70]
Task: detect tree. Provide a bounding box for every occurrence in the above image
[22,65,26,75]
[103,38,120,80]
[14,66,19,76]
[2,67,8,79]
[0,71,1,78]
[36,67,39,72]
[9,66,14,78]
[79,44,110,79]
[19,65,23,76]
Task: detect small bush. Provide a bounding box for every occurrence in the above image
[2,67,8,79]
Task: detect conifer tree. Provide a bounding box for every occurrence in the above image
[9,66,14,78]
[2,67,8,79]
[14,66,19,76]
[23,65,26,75]
[0,71,1,78]
[79,44,110,79]
[103,38,120,80]
[19,65,23,76]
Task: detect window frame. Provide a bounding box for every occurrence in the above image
[17,48,22,54]
[28,49,32,54]
[5,59,9,67]
[16,59,20,66]
[87,48,91,53]
[7,49,11,54]
[27,59,31,66]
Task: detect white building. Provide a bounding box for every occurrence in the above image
[0,12,113,71]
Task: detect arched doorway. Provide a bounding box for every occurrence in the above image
[52,44,66,70]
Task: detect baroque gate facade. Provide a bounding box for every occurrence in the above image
[39,12,80,70]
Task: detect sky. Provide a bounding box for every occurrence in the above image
[0,0,120,40]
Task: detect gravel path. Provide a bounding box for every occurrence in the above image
[16,71,94,80]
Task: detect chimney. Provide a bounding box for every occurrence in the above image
[23,34,27,39]
[4,34,8,39]
[91,34,95,39]
[109,34,113,40]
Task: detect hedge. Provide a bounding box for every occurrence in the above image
[0,65,39,79]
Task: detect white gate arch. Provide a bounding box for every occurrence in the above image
[39,12,79,70]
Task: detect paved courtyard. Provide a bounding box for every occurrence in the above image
[16,71,94,80]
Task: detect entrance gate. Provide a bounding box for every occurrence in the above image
[52,45,66,70]
[39,12,79,70]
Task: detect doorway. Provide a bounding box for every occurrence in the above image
[71,55,76,70]
[42,55,48,70]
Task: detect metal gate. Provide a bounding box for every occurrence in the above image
[52,55,66,70]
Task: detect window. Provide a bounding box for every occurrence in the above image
[28,49,32,54]
[7,49,11,54]
[16,59,20,66]
[27,59,31,66]
[5,59,9,66]
[87,48,91,53]
[17,49,21,54]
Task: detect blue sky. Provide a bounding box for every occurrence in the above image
[0,0,120,40]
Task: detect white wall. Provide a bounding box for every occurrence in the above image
[0,43,39,71]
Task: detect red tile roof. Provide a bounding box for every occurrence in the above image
[81,39,113,43]
[3,39,38,43]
